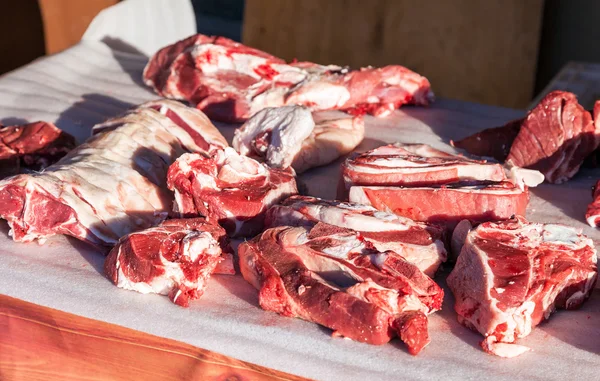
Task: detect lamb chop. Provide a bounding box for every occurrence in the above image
[239,222,444,355]
[143,34,433,122]
[265,195,447,277]
[0,121,76,178]
[167,147,298,237]
[233,105,364,173]
[447,216,597,357]
[105,218,231,307]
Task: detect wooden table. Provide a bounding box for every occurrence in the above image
[0,295,309,381]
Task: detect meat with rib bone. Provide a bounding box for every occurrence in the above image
[104,218,228,307]
[0,121,76,178]
[167,147,298,237]
[452,91,600,184]
[342,143,531,225]
[447,216,597,357]
[239,222,443,355]
[143,34,434,122]
[233,105,365,173]
[0,100,228,248]
[265,195,447,276]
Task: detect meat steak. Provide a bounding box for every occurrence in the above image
[0,121,76,178]
[233,105,364,173]
[447,216,597,357]
[0,100,227,248]
[239,222,444,355]
[453,91,600,184]
[167,147,298,237]
[265,195,447,276]
[143,34,433,122]
[104,218,228,307]
[342,143,530,226]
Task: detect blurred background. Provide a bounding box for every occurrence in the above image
[3,0,599,110]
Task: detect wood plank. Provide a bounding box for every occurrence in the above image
[38,0,119,55]
[0,294,310,381]
[243,0,544,108]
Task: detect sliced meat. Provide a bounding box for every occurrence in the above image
[447,216,597,357]
[233,105,364,173]
[265,195,447,276]
[167,147,298,237]
[585,180,600,227]
[349,181,529,226]
[143,34,433,122]
[341,143,506,193]
[104,218,226,307]
[0,121,76,178]
[0,100,228,248]
[239,223,443,355]
[453,91,600,184]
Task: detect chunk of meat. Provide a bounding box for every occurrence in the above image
[0,100,228,248]
[104,218,227,307]
[143,34,434,122]
[447,216,597,357]
[265,195,447,277]
[233,105,364,173]
[453,91,600,184]
[0,121,76,178]
[239,223,443,355]
[167,147,298,237]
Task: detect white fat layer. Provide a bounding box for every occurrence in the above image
[233,106,315,168]
[542,224,581,246]
[505,163,544,189]
[320,234,366,258]
[285,81,351,110]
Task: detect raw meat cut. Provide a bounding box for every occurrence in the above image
[452,91,600,184]
[239,222,444,355]
[167,147,298,237]
[342,143,531,226]
[0,121,76,178]
[340,143,506,193]
[350,181,529,226]
[0,100,228,248]
[265,195,447,276]
[104,218,229,307]
[233,105,365,173]
[447,216,597,357]
[585,180,600,227]
[143,34,434,122]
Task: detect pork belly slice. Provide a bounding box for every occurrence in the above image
[341,143,506,194]
[447,216,597,357]
[0,100,228,248]
[143,34,433,122]
[104,218,229,307]
[233,106,364,174]
[349,181,528,226]
[168,147,298,237]
[239,222,443,355]
[0,121,76,178]
[265,195,447,277]
[453,91,600,184]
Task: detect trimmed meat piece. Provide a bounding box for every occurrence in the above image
[143,34,433,122]
[0,121,76,178]
[349,181,529,226]
[265,195,447,276]
[167,147,298,237]
[341,143,506,193]
[0,100,227,248]
[447,216,597,357]
[233,105,364,173]
[453,91,600,184]
[239,222,443,355]
[104,218,226,307]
